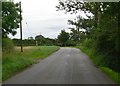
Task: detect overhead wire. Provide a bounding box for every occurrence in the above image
[23,14,34,38]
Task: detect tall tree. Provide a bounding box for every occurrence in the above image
[68,16,93,41]
[58,30,69,46]
[2,1,21,38]
[69,28,79,42]
[56,1,111,28]
[35,35,45,45]
[57,1,120,72]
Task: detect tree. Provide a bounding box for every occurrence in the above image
[12,38,36,46]
[0,1,1,28]
[35,35,56,46]
[56,1,112,28]
[28,36,34,40]
[57,1,120,72]
[2,2,21,38]
[35,35,45,46]
[58,30,69,46]
[69,28,79,42]
[68,16,93,42]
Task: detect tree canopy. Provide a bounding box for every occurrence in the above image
[57,1,119,72]
[2,2,21,38]
[58,30,69,46]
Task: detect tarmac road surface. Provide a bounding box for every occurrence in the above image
[4,47,115,84]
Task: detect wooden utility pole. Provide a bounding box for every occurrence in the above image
[19,2,23,52]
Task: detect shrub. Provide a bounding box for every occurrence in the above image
[2,38,14,53]
[82,38,93,48]
[66,40,77,46]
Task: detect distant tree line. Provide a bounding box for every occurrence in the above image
[13,35,57,46]
[12,32,77,46]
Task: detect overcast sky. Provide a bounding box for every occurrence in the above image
[9,0,87,39]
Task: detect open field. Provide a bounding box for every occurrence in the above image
[2,46,60,81]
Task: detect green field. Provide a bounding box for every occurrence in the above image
[2,46,60,81]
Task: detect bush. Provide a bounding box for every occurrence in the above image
[2,38,14,53]
[66,40,77,46]
[79,45,120,72]
[82,38,93,48]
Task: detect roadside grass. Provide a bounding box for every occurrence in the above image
[2,46,60,81]
[76,46,98,65]
[100,67,120,84]
[0,62,1,83]
[76,46,120,84]
[0,49,2,83]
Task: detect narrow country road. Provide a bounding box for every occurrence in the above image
[4,47,115,84]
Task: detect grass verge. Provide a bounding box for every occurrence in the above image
[100,67,120,84]
[76,46,120,84]
[2,46,59,81]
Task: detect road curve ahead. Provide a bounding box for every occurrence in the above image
[4,47,115,84]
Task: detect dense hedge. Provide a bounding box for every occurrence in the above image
[2,38,14,53]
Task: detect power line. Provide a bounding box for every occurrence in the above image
[23,14,33,38]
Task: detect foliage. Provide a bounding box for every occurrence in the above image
[77,46,98,65]
[69,28,79,42]
[57,1,119,72]
[82,38,93,48]
[35,35,45,45]
[2,38,14,53]
[13,35,57,46]
[35,35,57,46]
[0,1,1,28]
[2,46,60,81]
[100,67,120,84]
[13,38,36,46]
[2,2,21,38]
[77,45,120,84]
[58,30,69,46]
